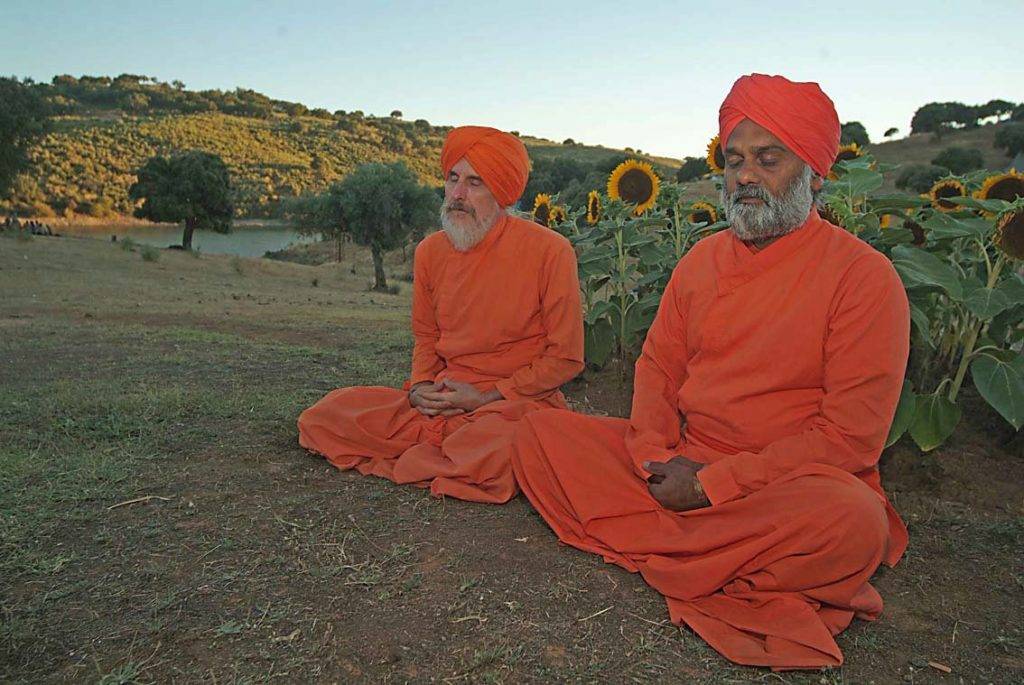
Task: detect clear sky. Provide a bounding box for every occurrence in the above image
[3,1,1022,159]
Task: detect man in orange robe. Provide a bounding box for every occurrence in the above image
[298,126,584,504]
[511,74,911,669]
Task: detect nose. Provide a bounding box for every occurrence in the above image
[736,164,760,187]
[449,178,469,201]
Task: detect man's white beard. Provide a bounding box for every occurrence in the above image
[722,165,815,242]
[440,202,499,252]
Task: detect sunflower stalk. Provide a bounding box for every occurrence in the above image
[947,254,1006,402]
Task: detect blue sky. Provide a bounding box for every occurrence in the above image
[3,1,1022,158]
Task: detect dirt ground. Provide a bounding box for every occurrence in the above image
[1,233,1022,684]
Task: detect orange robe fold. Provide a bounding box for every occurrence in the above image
[298,214,584,503]
[511,212,911,668]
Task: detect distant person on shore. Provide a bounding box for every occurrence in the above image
[510,74,911,669]
[297,126,584,503]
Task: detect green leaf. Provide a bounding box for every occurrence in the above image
[996,273,1024,303]
[909,393,961,452]
[891,244,964,300]
[831,167,884,197]
[585,300,613,325]
[921,212,991,241]
[584,319,615,369]
[885,380,917,448]
[878,227,915,247]
[945,195,1010,214]
[963,286,1013,321]
[870,194,927,211]
[909,303,934,351]
[970,354,1024,430]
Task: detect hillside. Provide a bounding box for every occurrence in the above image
[1,75,681,220]
[679,121,1018,202]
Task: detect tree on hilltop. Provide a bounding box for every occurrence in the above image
[0,77,51,199]
[840,121,870,146]
[129,151,233,250]
[994,124,1024,159]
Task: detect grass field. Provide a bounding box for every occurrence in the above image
[1,232,1022,683]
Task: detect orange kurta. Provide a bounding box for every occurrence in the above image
[512,212,911,668]
[299,214,584,503]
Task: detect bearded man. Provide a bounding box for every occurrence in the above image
[298,126,584,504]
[511,74,910,669]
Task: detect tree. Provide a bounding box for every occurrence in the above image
[840,121,870,146]
[978,99,1016,121]
[884,127,899,138]
[325,162,438,291]
[129,151,233,250]
[0,78,51,198]
[390,109,403,118]
[931,146,985,174]
[675,156,710,182]
[994,124,1024,158]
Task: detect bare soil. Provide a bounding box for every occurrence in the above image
[1,233,1021,683]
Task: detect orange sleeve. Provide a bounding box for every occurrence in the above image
[494,240,584,400]
[697,253,911,505]
[407,240,446,387]
[624,261,689,474]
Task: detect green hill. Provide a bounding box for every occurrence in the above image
[1,75,681,220]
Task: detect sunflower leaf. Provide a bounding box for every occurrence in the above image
[584,319,615,369]
[946,196,1010,214]
[970,354,1024,430]
[831,168,883,197]
[885,380,917,448]
[963,285,1013,321]
[921,212,991,240]
[909,393,961,452]
[891,244,964,300]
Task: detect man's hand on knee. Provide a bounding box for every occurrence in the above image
[644,457,710,512]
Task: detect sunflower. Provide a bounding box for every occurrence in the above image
[928,178,967,212]
[835,142,863,164]
[993,209,1024,260]
[549,205,567,226]
[607,160,660,215]
[975,170,1024,214]
[532,193,552,227]
[586,190,602,225]
[819,203,845,229]
[828,143,864,180]
[705,135,724,174]
[687,200,719,226]
[904,218,927,246]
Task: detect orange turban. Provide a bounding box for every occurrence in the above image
[441,126,530,207]
[719,74,840,178]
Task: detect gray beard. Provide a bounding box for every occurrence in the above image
[440,204,498,252]
[721,166,814,242]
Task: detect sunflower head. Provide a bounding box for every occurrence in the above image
[586,190,602,225]
[975,170,1024,215]
[607,160,661,215]
[706,135,725,174]
[904,218,927,246]
[687,200,719,226]
[929,178,967,212]
[549,205,567,227]
[532,193,552,227]
[819,203,845,229]
[994,208,1024,260]
[828,143,865,180]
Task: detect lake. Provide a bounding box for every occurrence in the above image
[58,222,318,258]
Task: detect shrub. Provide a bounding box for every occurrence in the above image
[931,147,985,174]
[895,164,948,193]
[140,244,159,261]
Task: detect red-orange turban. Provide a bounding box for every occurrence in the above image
[719,74,840,178]
[441,126,530,207]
